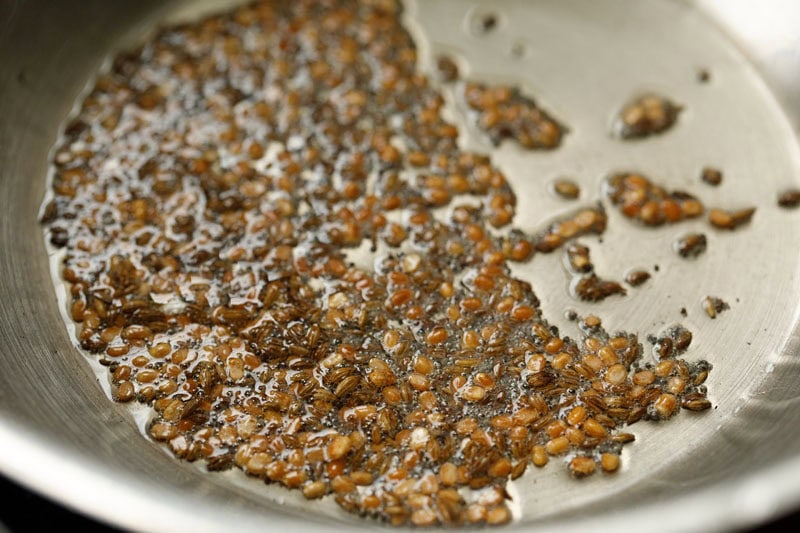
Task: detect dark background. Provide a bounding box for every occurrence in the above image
[0,471,797,532]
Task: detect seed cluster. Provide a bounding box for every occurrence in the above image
[463,82,564,150]
[564,243,626,302]
[614,94,682,139]
[605,173,704,226]
[708,207,756,230]
[42,0,714,528]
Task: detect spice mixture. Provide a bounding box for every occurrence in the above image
[41,0,714,527]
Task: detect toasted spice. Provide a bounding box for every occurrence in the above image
[605,172,704,226]
[464,81,565,149]
[41,0,716,527]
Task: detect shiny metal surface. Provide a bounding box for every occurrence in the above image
[1,1,799,531]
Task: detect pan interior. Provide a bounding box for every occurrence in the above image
[5,0,800,530]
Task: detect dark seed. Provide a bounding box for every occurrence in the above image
[700,167,722,186]
[625,270,650,287]
[674,233,707,258]
[778,189,800,209]
[436,55,459,83]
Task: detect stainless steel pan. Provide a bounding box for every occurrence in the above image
[2,1,800,531]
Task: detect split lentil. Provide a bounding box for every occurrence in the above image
[552,179,580,200]
[40,0,717,527]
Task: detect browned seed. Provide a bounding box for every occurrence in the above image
[331,475,356,494]
[148,342,171,358]
[584,315,601,328]
[327,435,352,460]
[674,328,693,351]
[461,385,486,402]
[440,462,458,486]
[411,508,437,527]
[702,296,729,319]
[682,393,712,411]
[487,458,512,478]
[616,94,681,139]
[625,270,650,287]
[466,503,487,523]
[425,327,448,345]
[302,480,328,499]
[778,189,800,208]
[335,375,361,398]
[545,436,569,455]
[553,179,580,200]
[601,453,620,472]
[569,456,596,477]
[700,167,722,186]
[531,445,548,466]
[674,233,707,258]
[566,405,587,426]
[149,421,177,441]
[115,381,135,402]
[486,506,511,525]
[653,393,678,419]
[583,418,607,438]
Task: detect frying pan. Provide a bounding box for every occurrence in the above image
[2,0,800,531]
